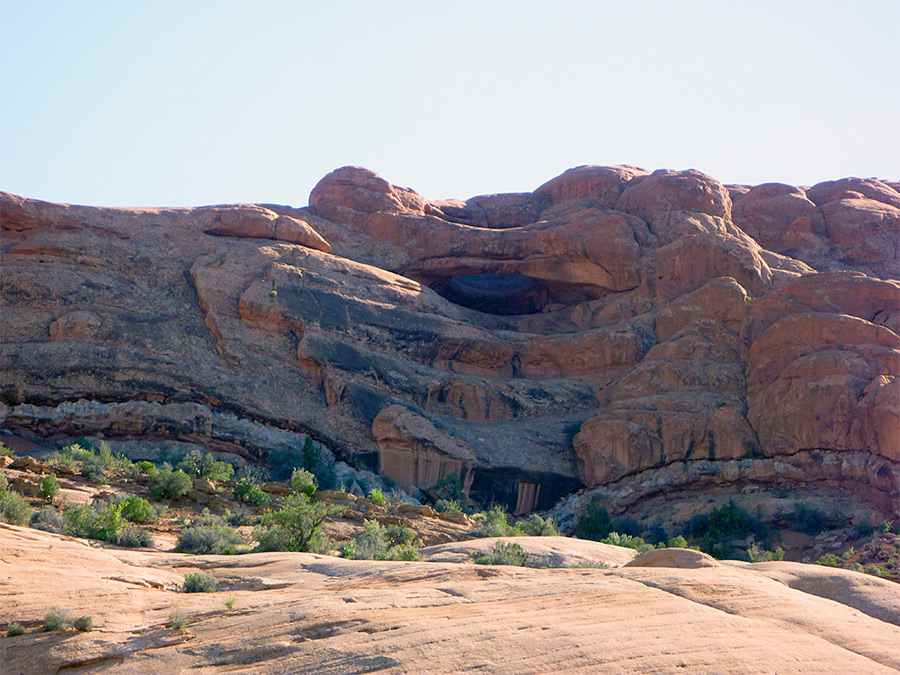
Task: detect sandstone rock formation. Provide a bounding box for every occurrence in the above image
[2,524,899,674]
[1,164,898,519]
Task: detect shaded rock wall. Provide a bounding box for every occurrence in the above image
[1,164,898,515]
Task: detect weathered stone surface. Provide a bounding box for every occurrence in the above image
[4,524,900,674]
[1,164,898,520]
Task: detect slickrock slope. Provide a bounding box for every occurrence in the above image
[2,524,899,674]
[1,165,898,519]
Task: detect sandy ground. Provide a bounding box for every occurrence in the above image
[1,523,898,674]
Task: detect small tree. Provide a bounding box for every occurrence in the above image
[253,494,341,553]
[41,473,60,502]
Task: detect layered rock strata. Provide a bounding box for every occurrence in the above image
[1,165,898,515]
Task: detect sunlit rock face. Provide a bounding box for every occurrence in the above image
[2,164,898,516]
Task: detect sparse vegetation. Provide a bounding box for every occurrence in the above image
[168,611,188,630]
[183,571,219,593]
[0,441,12,456]
[43,607,69,631]
[0,481,32,525]
[149,468,193,501]
[254,493,342,553]
[6,621,26,637]
[234,479,271,507]
[73,615,93,632]
[112,526,153,548]
[225,598,236,610]
[177,450,234,483]
[41,473,59,501]
[748,544,785,562]
[368,487,386,505]
[119,495,156,523]
[31,505,67,533]
[342,520,422,561]
[600,532,650,552]
[177,511,247,554]
[289,468,317,499]
[474,541,529,566]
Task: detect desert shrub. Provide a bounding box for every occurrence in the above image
[663,535,691,549]
[31,506,67,534]
[225,598,236,610]
[748,544,785,562]
[177,522,246,554]
[234,480,271,507]
[65,501,126,542]
[77,441,133,483]
[112,526,153,548]
[348,520,389,560]
[289,468,317,498]
[0,441,12,456]
[183,572,218,593]
[43,607,69,631]
[854,522,876,538]
[119,495,156,523]
[646,522,669,545]
[577,504,613,541]
[253,494,341,553]
[816,553,841,567]
[388,545,420,561]
[435,498,462,513]
[0,487,32,526]
[149,469,192,501]
[0,473,7,492]
[430,473,466,503]
[41,473,60,501]
[513,513,559,537]
[789,504,829,535]
[177,450,234,483]
[368,487,386,505]
[384,523,418,548]
[268,437,337,489]
[72,615,93,632]
[878,519,894,534]
[472,505,513,538]
[136,460,157,475]
[168,610,188,630]
[474,541,529,566]
[601,532,650,552]
[7,621,25,636]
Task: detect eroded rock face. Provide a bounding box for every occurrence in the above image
[1,165,898,517]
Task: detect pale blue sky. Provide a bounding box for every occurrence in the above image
[1,1,898,207]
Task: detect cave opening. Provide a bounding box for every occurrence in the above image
[431,272,549,315]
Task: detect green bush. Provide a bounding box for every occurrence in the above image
[0,472,8,492]
[253,494,341,553]
[576,504,613,541]
[177,450,234,483]
[136,461,158,476]
[31,506,67,534]
[234,480,271,507]
[183,572,218,593]
[119,495,156,523]
[41,473,60,501]
[0,488,32,526]
[474,541,529,566]
[388,544,420,561]
[368,487,386,505]
[0,441,12,456]
[435,498,462,513]
[790,504,828,535]
[431,473,466,503]
[601,532,649,552]
[43,607,69,631]
[112,526,153,548]
[64,501,126,542]
[748,544,785,562]
[177,523,246,554]
[7,621,25,636]
[816,553,841,567]
[73,615,93,632]
[168,610,188,630]
[149,469,193,501]
[472,505,513,537]
[289,468,317,498]
[268,437,336,489]
[513,514,559,537]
